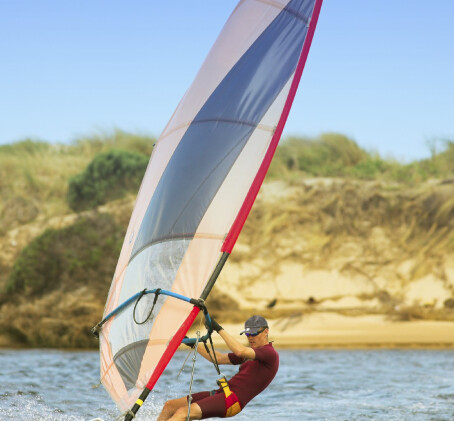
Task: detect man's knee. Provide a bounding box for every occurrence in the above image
[174,402,202,420]
[162,400,173,411]
[161,397,183,416]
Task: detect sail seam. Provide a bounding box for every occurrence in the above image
[157,119,274,145]
[252,0,311,23]
[285,6,311,24]
[129,232,224,264]
[192,117,272,130]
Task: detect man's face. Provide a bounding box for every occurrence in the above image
[246,327,269,348]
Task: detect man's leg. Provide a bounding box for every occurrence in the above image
[168,402,202,420]
[157,397,202,421]
[157,397,187,421]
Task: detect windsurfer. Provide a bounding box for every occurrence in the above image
[157,315,279,420]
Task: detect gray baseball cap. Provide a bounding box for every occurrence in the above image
[240,315,269,335]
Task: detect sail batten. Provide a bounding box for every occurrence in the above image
[99,0,323,413]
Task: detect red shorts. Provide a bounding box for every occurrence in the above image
[189,390,240,419]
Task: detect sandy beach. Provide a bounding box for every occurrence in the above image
[188,313,454,349]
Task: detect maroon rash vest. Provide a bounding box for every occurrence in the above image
[227,342,279,407]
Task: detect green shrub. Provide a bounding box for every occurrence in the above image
[67,149,148,211]
[5,213,123,296]
[268,135,453,183]
[348,159,390,179]
[431,140,454,177]
[269,133,370,178]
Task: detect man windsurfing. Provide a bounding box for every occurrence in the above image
[157,315,279,420]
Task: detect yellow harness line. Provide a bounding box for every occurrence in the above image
[217,377,242,417]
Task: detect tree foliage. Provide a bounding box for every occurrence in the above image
[67,149,148,211]
[6,213,123,296]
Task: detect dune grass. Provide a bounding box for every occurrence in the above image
[1,131,452,233]
[0,130,155,233]
[267,133,454,183]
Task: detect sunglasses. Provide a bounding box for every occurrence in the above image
[245,327,266,337]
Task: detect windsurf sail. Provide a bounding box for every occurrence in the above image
[97,0,323,418]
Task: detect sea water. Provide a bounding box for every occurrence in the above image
[0,349,453,420]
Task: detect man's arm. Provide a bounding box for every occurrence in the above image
[218,329,256,361]
[210,318,255,360]
[196,329,255,363]
[195,343,232,365]
[185,318,255,363]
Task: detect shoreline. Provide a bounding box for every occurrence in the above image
[1,313,453,350]
[189,312,454,350]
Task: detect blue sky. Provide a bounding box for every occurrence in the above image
[1,1,453,162]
